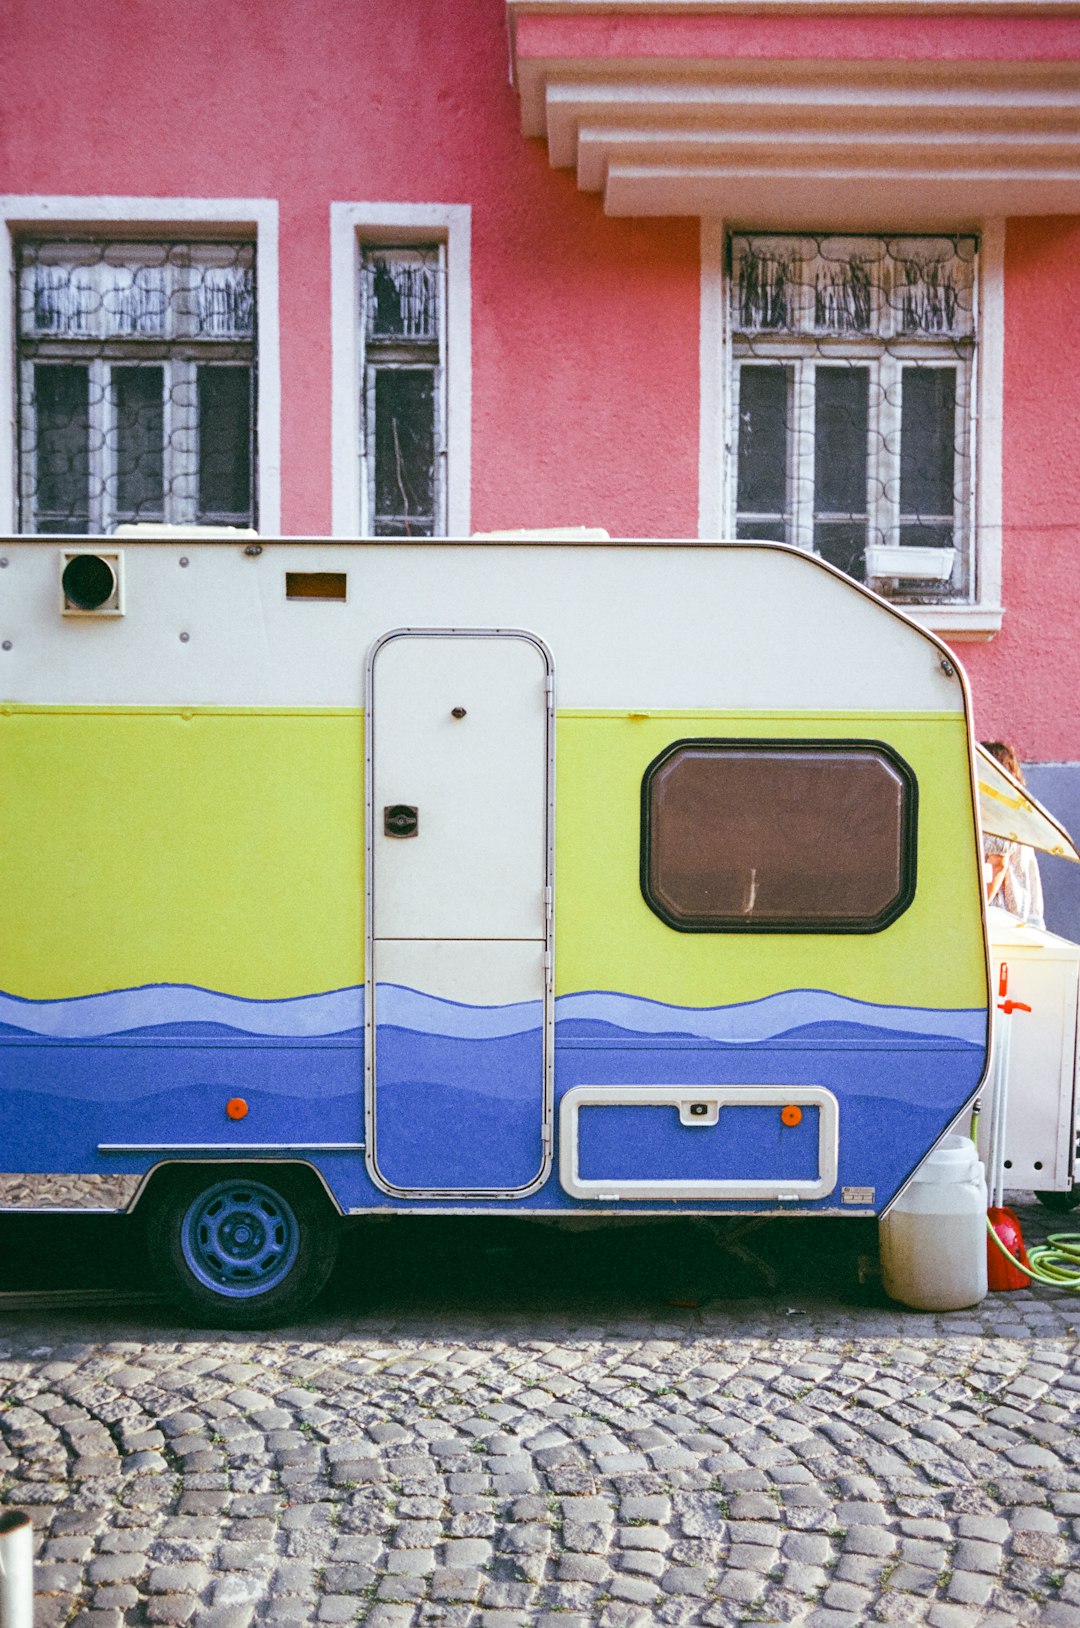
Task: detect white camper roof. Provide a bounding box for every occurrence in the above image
[1,536,970,714]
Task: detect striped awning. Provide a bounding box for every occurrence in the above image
[977,746,1079,863]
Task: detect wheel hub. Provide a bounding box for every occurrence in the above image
[220,1214,262,1256]
[180,1179,301,1299]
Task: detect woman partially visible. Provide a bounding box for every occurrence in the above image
[981,740,1046,930]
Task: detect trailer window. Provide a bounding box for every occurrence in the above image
[641,739,917,933]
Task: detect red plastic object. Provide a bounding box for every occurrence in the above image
[987,1205,1032,1290]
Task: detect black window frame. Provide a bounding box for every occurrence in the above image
[640,736,918,935]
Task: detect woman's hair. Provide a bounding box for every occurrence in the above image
[982,740,1025,785]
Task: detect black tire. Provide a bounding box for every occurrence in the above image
[145,1166,340,1329]
[1034,1185,1080,1214]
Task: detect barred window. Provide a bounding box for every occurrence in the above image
[17,239,256,534]
[360,246,444,537]
[731,234,976,603]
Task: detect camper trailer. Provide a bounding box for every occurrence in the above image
[0,533,1070,1323]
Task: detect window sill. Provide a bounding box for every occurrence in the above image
[900,604,1003,644]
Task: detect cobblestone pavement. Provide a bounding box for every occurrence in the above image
[2,1204,1080,1628]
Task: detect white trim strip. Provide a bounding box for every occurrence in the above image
[976,218,1005,618]
[98,1142,365,1153]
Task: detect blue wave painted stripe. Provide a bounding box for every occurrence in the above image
[375,983,542,1037]
[0,984,363,1039]
[556,990,986,1047]
[0,982,985,1047]
[377,986,985,1044]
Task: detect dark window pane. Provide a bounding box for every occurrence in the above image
[814,366,868,577]
[814,366,868,515]
[814,254,872,332]
[195,263,254,338]
[899,521,954,551]
[372,518,435,538]
[735,241,796,330]
[736,365,789,521]
[899,255,966,334]
[642,741,915,933]
[813,522,867,581]
[374,368,435,536]
[114,366,164,519]
[369,255,439,340]
[900,367,956,539]
[34,365,89,531]
[198,365,252,520]
[735,519,787,543]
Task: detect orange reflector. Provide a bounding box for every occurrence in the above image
[781,1105,802,1127]
[226,1097,249,1121]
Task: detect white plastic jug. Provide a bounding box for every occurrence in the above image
[879,1135,988,1311]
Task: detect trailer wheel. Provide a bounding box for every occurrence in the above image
[1034,1185,1080,1214]
[146,1168,339,1328]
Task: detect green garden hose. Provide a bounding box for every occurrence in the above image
[986,1216,1080,1290]
[970,1101,1080,1289]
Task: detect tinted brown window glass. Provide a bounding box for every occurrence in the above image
[641,740,916,933]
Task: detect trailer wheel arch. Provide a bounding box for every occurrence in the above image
[137,1161,342,1328]
[131,1157,343,1219]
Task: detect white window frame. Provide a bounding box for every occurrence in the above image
[0,195,280,536]
[699,218,1004,643]
[331,202,471,539]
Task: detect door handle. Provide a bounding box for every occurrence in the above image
[384,804,419,838]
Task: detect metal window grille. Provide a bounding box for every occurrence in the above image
[17,239,257,534]
[730,233,977,602]
[359,245,446,538]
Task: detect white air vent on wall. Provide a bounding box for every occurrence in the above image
[60,550,124,616]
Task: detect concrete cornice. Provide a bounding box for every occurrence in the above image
[508,2,1080,220]
[508,1,1080,13]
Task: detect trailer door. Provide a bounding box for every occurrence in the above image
[366,629,553,1195]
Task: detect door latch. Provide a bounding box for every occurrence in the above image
[384,804,419,838]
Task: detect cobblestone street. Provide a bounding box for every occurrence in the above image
[2,1203,1080,1628]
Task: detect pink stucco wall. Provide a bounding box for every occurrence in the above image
[0,0,700,541]
[3,1,1080,757]
[514,10,1080,64]
[962,219,1080,761]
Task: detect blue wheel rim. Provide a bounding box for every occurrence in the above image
[180,1179,300,1299]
